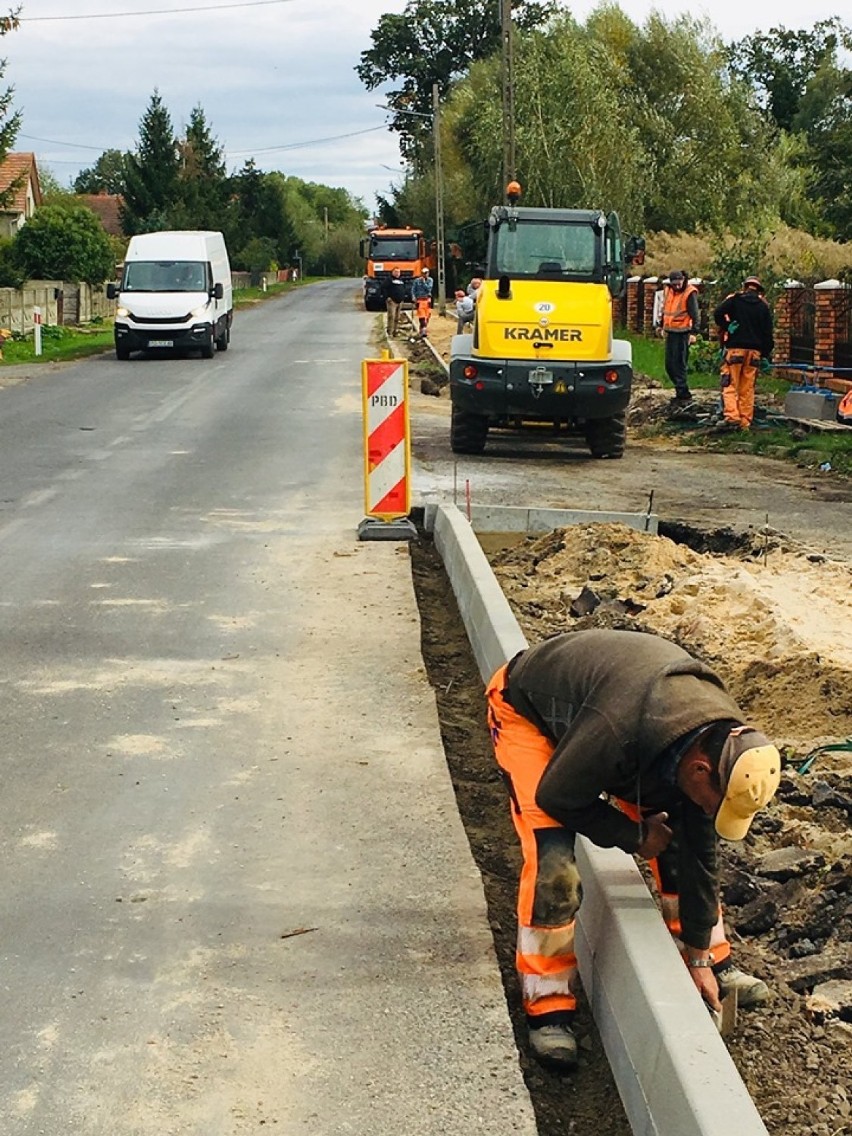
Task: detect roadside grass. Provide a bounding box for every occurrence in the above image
[621,329,791,399]
[0,278,310,366]
[0,321,114,364]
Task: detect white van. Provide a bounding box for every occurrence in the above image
[108,230,233,360]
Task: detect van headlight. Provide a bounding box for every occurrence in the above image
[190,304,210,318]
[116,306,130,318]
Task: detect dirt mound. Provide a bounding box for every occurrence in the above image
[493,523,852,743]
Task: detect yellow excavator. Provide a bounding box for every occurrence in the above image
[449,182,642,459]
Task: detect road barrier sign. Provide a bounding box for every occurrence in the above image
[358,355,415,541]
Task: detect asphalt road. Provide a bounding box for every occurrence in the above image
[0,281,534,1136]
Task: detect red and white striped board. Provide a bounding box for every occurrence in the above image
[361,356,411,521]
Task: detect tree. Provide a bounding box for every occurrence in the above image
[120,91,179,235]
[0,7,21,212]
[356,0,556,165]
[14,204,116,283]
[74,150,127,195]
[727,19,851,131]
[173,105,230,231]
[806,73,852,240]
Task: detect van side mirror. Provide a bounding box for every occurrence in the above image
[106,282,118,300]
[213,282,224,300]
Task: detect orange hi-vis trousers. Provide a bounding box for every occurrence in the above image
[721,347,761,428]
[486,664,730,1024]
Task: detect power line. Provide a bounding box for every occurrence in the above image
[21,123,389,163]
[18,0,296,21]
[20,133,109,151]
[229,125,387,155]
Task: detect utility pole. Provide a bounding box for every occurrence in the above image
[432,82,446,316]
[501,0,516,200]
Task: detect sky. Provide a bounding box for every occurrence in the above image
[3,0,846,212]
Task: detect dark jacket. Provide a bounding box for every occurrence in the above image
[381,274,407,304]
[504,629,745,948]
[713,290,774,357]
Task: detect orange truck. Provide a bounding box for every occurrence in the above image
[359,225,435,311]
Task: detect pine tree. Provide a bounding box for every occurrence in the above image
[173,105,230,231]
[120,91,179,235]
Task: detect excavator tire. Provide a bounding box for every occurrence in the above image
[450,405,489,454]
[583,412,626,459]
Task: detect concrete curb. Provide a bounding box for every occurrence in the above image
[430,502,769,1136]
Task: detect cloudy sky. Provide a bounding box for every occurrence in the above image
[4,0,845,210]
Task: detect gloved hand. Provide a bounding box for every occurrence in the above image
[636,812,673,858]
[688,334,697,346]
[760,357,772,373]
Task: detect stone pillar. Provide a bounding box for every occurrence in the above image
[814,280,845,371]
[642,277,659,335]
[773,281,802,372]
[626,277,641,332]
[612,292,627,328]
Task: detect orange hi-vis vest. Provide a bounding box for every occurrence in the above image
[662,283,698,332]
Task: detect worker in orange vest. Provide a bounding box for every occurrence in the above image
[658,269,700,405]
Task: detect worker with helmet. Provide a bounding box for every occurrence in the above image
[660,270,700,405]
[486,629,781,1071]
[713,276,774,430]
[411,266,435,338]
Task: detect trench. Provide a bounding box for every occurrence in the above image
[409,533,632,1136]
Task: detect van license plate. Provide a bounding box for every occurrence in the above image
[148,339,173,348]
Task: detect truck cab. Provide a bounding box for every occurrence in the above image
[359,227,433,311]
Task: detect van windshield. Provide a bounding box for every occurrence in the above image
[122,260,210,292]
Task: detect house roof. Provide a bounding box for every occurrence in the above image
[0,152,42,213]
[77,193,124,237]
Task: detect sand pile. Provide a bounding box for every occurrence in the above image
[492,523,852,743]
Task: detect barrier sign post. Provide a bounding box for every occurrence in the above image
[357,353,417,542]
[33,306,43,356]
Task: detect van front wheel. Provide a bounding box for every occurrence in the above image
[215,323,230,352]
[200,329,215,359]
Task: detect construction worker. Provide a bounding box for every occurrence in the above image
[454,288,475,334]
[659,269,700,404]
[486,629,781,1071]
[713,277,774,430]
[411,267,434,338]
[381,266,407,338]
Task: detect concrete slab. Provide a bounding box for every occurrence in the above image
[424,502,659,537]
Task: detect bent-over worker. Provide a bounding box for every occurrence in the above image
[486,629,781,1070]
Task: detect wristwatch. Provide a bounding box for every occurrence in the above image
[686,953,715,969]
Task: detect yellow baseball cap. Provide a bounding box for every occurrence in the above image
[715,728,781,841]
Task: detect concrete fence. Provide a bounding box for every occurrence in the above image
[0,281,116,334]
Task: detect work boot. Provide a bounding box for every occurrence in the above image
[715,964,770,1008]
[527,1022,578,1071]
[671,393,693,405]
